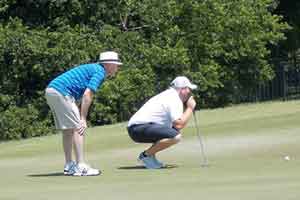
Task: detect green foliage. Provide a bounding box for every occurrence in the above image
[90,66,156,125]
[0,105,52,140]
[181,0,289,106]
[0,18,103,101]
[0,0,291,140]
[0,18,106,140]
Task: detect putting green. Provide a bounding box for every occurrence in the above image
[0,100,299,200]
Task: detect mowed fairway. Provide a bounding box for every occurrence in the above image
[0,100,300,200]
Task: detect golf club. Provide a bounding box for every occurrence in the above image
[192,111,209,167]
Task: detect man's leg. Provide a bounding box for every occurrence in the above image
[145,134,181,156]
[128,124,181,168]
[62,129,74,163]
[129,124,181,156]
[72,128,101,176]
[72,129,85,164]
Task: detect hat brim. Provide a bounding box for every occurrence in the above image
[100,61,123,65]
[188,84,197,90]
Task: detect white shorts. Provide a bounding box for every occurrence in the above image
[45,88,81,130]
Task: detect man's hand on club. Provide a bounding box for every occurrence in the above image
[77,119,87,136]
[186,96,196,110]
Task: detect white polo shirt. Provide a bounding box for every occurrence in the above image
[128,88,183,128]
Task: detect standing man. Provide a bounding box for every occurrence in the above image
[127,76,197,169]
[45,51,122,176]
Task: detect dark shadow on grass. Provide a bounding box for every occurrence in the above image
[118,165,146,170]
[27,172,65,177]
[118,164,179,170]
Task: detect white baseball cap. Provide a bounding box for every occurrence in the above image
[99,51,122,65]
[171,76,197,90]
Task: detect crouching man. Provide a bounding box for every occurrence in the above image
[127,76,197,169]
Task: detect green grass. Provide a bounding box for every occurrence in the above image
[1,100,300,200]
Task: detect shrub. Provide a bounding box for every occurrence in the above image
[0,104,52,140]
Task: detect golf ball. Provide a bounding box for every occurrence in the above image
[284,156,290,161]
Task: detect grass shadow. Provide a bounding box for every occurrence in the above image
[118,165,146,170]
[27,172,65,177]
[118,164,179,170]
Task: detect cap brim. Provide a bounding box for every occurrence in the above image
[100,61,123,65]
[189,84,197,90]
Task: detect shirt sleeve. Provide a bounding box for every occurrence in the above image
[167,98,183,122]
[87,71,105,93]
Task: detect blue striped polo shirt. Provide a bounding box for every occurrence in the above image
[47,63,106,100]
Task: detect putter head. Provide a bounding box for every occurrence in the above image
[200,159,210,167]
[200,163,210,167]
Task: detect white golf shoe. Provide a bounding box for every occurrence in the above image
[72,163,101,176]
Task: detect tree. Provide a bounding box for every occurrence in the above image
[0,0,290,140]
[274,0,300,68]
[180,0,289,105]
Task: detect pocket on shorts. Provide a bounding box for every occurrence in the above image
[64,95,75,103]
